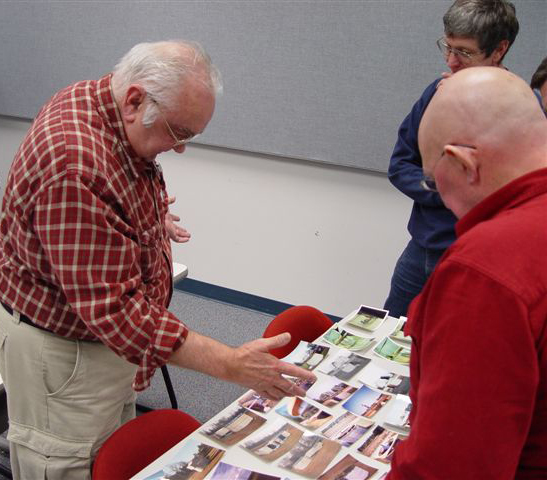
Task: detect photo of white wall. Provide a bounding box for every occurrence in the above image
[278,433,341,478]
[242,419,304,461]
[283,341,330,371]
[318,351,371,381]
[358,362,410,396]
[321,411,375,447]
[202,406,266,446]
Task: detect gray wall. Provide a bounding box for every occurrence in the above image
[0,0,546,172]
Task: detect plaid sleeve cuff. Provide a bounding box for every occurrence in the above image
[132,311,188,391]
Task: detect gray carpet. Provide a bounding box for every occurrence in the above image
[0,289,275,478]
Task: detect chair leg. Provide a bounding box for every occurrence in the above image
[160,365,178,410]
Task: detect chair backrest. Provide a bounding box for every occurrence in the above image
[263,305,333,359]
[92,408,201,480]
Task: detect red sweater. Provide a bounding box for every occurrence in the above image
[388,168,547,479]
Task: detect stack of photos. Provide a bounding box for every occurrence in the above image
[389,317,411,344]
[321,411,375,447]
[202,406,266,446]
[348,305,389,333]
[383,395,412,431]
[238,390,280,414]
[373,337,411,366]
[275,397,333,430]
[358,425,406,465]
[342,385,391,419]
[210,461,281,480]
[318,351,371,381]
[283,341,330,371]
[323,326,375,352]
[143,438,225,480]
[306,376,358,409]
[317,454,379,480]
[242,419,304,461]
[277,432,341,478]
[359,362,410,396]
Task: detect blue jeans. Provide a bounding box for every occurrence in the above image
[383,238,446,318]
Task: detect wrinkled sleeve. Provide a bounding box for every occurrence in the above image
[33,173,186,391]
[387,260,538,479]
[388,80,445,208]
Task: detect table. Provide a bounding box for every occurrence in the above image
[132,307,410,479]
[172,262,188,282]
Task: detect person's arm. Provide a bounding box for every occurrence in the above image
[169,331,316,400]
[387,260,538,479]
[388,80,445,208]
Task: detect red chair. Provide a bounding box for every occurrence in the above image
[92,409,201,480]
[263,305,333,359]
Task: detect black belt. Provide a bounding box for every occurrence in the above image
[1,302,53,334]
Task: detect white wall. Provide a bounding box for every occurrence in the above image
[0,116,411,317]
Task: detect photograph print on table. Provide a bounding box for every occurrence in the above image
[242,418,304,461]
[383,394,412,431]
[318,351,371,381]
[275,397,333,431]
[209,461,281,480]
[323,326,375,352]
[347,305,389,332]
[283,341,330,371]
[358,425,406,464]
[317,453,379,480]
[142,438,225,480]
[389,317,411,344]
[287,375,317,393]
[373,337,411,365]
[238,390,280,414]
[278,432,341,478]
[306,376,358,409]
[202,406,266,446]
[342,385,391,419]
[321,411,375,447]
[358,362,410,396]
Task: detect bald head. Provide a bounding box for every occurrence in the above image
[419,67,547,218]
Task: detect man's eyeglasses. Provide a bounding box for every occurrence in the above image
[420,143,477,193]
[420,176,438,192]
[436,38,484,64]
[148,95,198,147]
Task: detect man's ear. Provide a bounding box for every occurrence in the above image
[491,40,509,65]
[444,144,479,185]
[120,85,146,123]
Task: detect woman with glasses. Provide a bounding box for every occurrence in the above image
[383,0,519,320]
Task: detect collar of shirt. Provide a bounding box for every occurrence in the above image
[456,167,547,237]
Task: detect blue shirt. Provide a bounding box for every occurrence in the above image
[388,79,457,250]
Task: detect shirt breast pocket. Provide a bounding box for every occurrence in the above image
[138,224,163,283]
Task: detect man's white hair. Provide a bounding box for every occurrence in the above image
[112,40,222,127]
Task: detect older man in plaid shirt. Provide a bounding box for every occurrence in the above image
[0,40,314,479]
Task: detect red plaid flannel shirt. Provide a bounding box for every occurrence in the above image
[0,75,187,391]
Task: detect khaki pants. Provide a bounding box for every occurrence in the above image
[0,305,137,480]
